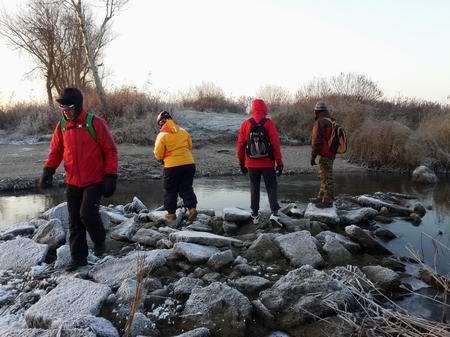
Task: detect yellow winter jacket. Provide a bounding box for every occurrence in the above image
[153,119,195,168]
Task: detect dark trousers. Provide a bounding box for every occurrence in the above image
[248,167,280,215]
[66,182,105,264]
[163,164,197,214]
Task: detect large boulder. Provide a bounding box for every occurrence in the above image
[243,234,281,262]
[274,231,323,268]
[362,265,400,291]
[174,242,220,264]
[110,218,136,241]
[131,228,165,247]
[182,282,252,337]
[304,203,340,226]
[338,208,378,226]
[260,265,353,330]
[223,207,251,222]
[25,278,111,328]
[412,165,438,184]
[91,250,168,289]
[345,225,392,255]
[169,231,242,247]
[32,219,66,250]
[0,237,48,273]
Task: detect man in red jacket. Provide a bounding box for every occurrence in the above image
[311,102,335,208]
[40,87,119,271]
[237,98,283,227]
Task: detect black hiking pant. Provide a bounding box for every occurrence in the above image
[66,182,105,264]
[248,167,280,215]
[164,164,197,214]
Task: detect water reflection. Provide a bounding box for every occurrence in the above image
[1,173,450,273]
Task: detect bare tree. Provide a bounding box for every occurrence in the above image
[256,84,291,112]
[65,0,129,113]
[0,0,109,106]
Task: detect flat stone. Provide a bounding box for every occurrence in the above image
[207,249,234,271]
[0,237,48,273]
[101,210,128,224]
[315,231,361,254]
[32,219,66,250]
[223,207,251,222]
[174,242,220,264]
[25,278,111,328]
[339,207,378,225]
[345,225,392,255]
[110,218,136,241]
[274,231,323,268]
[231,276,271,294]
[173,327,211,337]
[131,228,165,246]
[356,195,413,216]
[182,282,252,337]
[169,231,243,247]
[284,218,329,236]
[91,250,168,289]
[244,233,281,262]
[0,222,35,239]
[304,203,340,226]
[173,277,204,297]
[0,329,96,337]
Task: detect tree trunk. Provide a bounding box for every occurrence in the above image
[70,0,109,116]
[46,75,54,107]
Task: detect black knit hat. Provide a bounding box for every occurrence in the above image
[314,102,328,112]
[56,88,83,111]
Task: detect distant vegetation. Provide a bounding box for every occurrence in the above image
[0,72,449,171]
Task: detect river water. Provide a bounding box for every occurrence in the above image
[1,173,450,274]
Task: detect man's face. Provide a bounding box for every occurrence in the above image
[59,104,75,121]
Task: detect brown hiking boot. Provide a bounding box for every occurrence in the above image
[187,208,198,221]
[165,213,176,221]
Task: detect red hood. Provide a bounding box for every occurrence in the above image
[251,99,268,122]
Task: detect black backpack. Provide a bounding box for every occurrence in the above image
[246,117,273,159]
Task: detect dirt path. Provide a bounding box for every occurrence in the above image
[0,142,364,191]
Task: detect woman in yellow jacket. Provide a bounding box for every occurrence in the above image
[154,111,198,222]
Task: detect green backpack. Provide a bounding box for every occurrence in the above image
[60,112,97,141]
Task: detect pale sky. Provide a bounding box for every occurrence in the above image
[0,0,449,104]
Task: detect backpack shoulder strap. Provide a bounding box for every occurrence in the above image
[86,113,97,141]
[259,117,269,125]
[248,117,257,127]
[60,117,66,134]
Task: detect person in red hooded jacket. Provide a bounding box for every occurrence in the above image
[40,87,119,271]
[237,98,284,227]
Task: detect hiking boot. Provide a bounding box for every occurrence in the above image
[65,260,87,272]
[94,241,106,257]
[165,213,177,221]
[251,214,259,225]
[187,208,198,221]
[270,213,283,227]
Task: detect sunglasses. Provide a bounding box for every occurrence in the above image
[59,104,75,112]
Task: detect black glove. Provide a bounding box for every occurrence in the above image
[276,164,283,176]
[103,174,117,198]
[40,168,55,189]
[158,160,164,166]
[310,155,318,166]
[240,162,248,175]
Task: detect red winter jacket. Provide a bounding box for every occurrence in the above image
[237,99,283,169]
[44,110,119,187]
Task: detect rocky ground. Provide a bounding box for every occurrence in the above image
[1,190,449,337]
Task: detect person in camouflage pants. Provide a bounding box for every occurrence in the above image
[311,102,335,208]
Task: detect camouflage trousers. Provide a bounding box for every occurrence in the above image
[318,156,335,202]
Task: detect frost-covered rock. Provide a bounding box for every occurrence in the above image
[91,250,168,289]
[32,219,65,250]
[315,231,361,253]
[274,231,323,268]
[0,328,96,337]
[172,277,204,297]
[0,237,48,273]
[345,225,392,255]
[223,207,251,222]
[173,327,211,337]
[129,312,159,337]
[304,203,340,226]
[230,276,271,294]
[260,265,353,330]
[169,231,243,247]
[207,250,234,271]
[362,265,400,291]
[124,196,148,214]
[110,218,136,241]
[41,202,69,226]
[57,315,119,337]
[174,242,220,264]
[244,234,281,262]
[182,282,252,337]
[322,235,352,265]
[131,228,165,247]
[101,210,128,224]
[412,165,438,184]
[25,278,111,328]
[0,222,35,239]
[338,207,378,225]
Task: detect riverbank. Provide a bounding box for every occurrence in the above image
[0,192,449,336]
[0,143,365,192]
